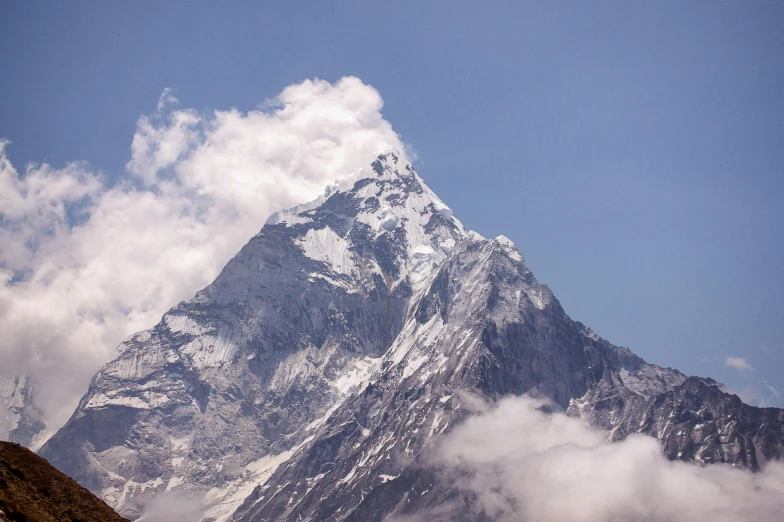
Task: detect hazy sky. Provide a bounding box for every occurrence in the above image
[1,1,782,407]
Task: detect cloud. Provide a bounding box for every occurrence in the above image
[431,395,784,522]
[737,387,760,405]
[156,87,178,112]
[136,491,202,522]
[724,356,754,373]
[0,77,406,436]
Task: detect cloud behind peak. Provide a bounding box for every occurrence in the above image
[0,77,405,435]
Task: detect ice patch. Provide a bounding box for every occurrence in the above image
[164,314,206,336]
[179,329,237,368]
[85,392,170,410]
[495,235,524,262]
[166,476,184,491]
[527,289,546,310]
[402,350,430,381]
[332,356,380,397]
[201,448,300,522]
[495,235,515,248]
[307,272,355,292]
[298,226,355,275]
[265,210,310,227]
[337,467,357,485]
[429,411,444,438]
[439,237,456,255]
[378,207,399,231]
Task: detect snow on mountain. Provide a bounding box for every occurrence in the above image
[38,153,784,521]
[0,375,49,451]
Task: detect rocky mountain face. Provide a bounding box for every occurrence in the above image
[0,376,48,452]
[38,153,784,521]
[569,370,784,470]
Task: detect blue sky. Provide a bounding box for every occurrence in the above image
[1,1,782,407]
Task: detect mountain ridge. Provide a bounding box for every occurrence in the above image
[37,153,784,521]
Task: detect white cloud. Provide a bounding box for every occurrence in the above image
[137,490,202,522]
[156,87,178,112]
[724,356,754,373]
[0,77,406,436]
[431,395,784,522]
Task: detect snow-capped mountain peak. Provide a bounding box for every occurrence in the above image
[39,153,784,521]
[263,152,469,296]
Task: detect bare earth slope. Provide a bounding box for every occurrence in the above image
[0,441,128,522]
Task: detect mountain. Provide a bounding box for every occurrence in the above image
[38,153,784,521]
[0,441,129,522]
[0,375,49,451]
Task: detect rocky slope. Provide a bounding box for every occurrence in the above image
[0,441,128,522]
[38,153,784,521]
[569,371,784,470]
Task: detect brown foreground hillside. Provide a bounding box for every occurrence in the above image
[0,441,128,522]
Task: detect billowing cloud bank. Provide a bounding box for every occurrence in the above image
[0,76,406,434]
[432,395,784,522]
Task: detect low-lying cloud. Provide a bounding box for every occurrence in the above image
[136,491,203,522]
[0,76,406,435]
[434,395,784,522]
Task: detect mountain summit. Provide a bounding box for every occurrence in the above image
[39,154,784,521]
